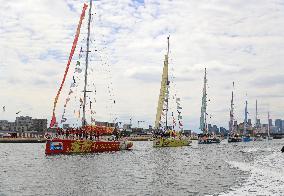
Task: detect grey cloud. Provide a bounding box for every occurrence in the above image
[250,75,284,87]
[130,72,160,83]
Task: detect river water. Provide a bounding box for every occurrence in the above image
[0,140,283,196]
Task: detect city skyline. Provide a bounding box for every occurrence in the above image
[0,0,284,132]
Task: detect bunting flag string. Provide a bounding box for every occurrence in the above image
[50,3,88,128]
[79,47,83,59]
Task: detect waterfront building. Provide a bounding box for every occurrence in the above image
[212,125,219,134]
[32,119,47,132]
[248,119,252,126]
[208,124,212,133]
[219,127,228,136]
[0,116,47,138]
[0,120,10,131]
[16,116,33,132]
[95,121,117,128]
[275,119,282,132]
[269,119,273,127]
[8,122,16,131]
[183,129,191,136]
[270,126,278,133]
[256,119,261,128]
[123,124,132,131]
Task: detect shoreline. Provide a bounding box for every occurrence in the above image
[0,138,46,143]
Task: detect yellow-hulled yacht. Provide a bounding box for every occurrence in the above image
[153,37,191,148]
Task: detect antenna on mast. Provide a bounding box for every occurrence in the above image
[167,36,170,56]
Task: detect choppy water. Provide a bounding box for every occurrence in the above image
[0,140,283,196]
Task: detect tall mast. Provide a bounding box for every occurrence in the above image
[204,68,207,133]
[229,82,234,133]
[267,111,270,137]
[154,36,169,129]
[244,100,248,135]
[165,36,170,129]
[82,0,92,126]
[200,68,207,134]
[255,100,258,128]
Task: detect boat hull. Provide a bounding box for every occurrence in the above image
[45,139,133,155]
[198,138,221,144]
[153,138,191,147]
[228,137,242,143]
[242,137,253,142]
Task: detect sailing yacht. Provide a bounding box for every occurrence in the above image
[267,112,273,140]
[228,82,242,143]
[198,68,220,144]
[45,0,133,155]
[153,37,191,148]
[242,100,253,142]
[254,100,264,141]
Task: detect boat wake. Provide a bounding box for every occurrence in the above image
[219,149,284,196]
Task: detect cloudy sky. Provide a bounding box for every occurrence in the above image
[0,0,284,131]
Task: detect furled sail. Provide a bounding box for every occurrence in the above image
[154,37,169,129]
[200,68,207,133]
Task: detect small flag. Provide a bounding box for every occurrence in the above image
[50,114,56,127]
[61,116,67,123]
[68,89,73,95]
[75,67,82,73]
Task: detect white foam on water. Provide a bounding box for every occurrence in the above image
[240,146,260,153]
[219,150,284,196]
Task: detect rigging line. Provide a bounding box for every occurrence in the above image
[169,60,184,131]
